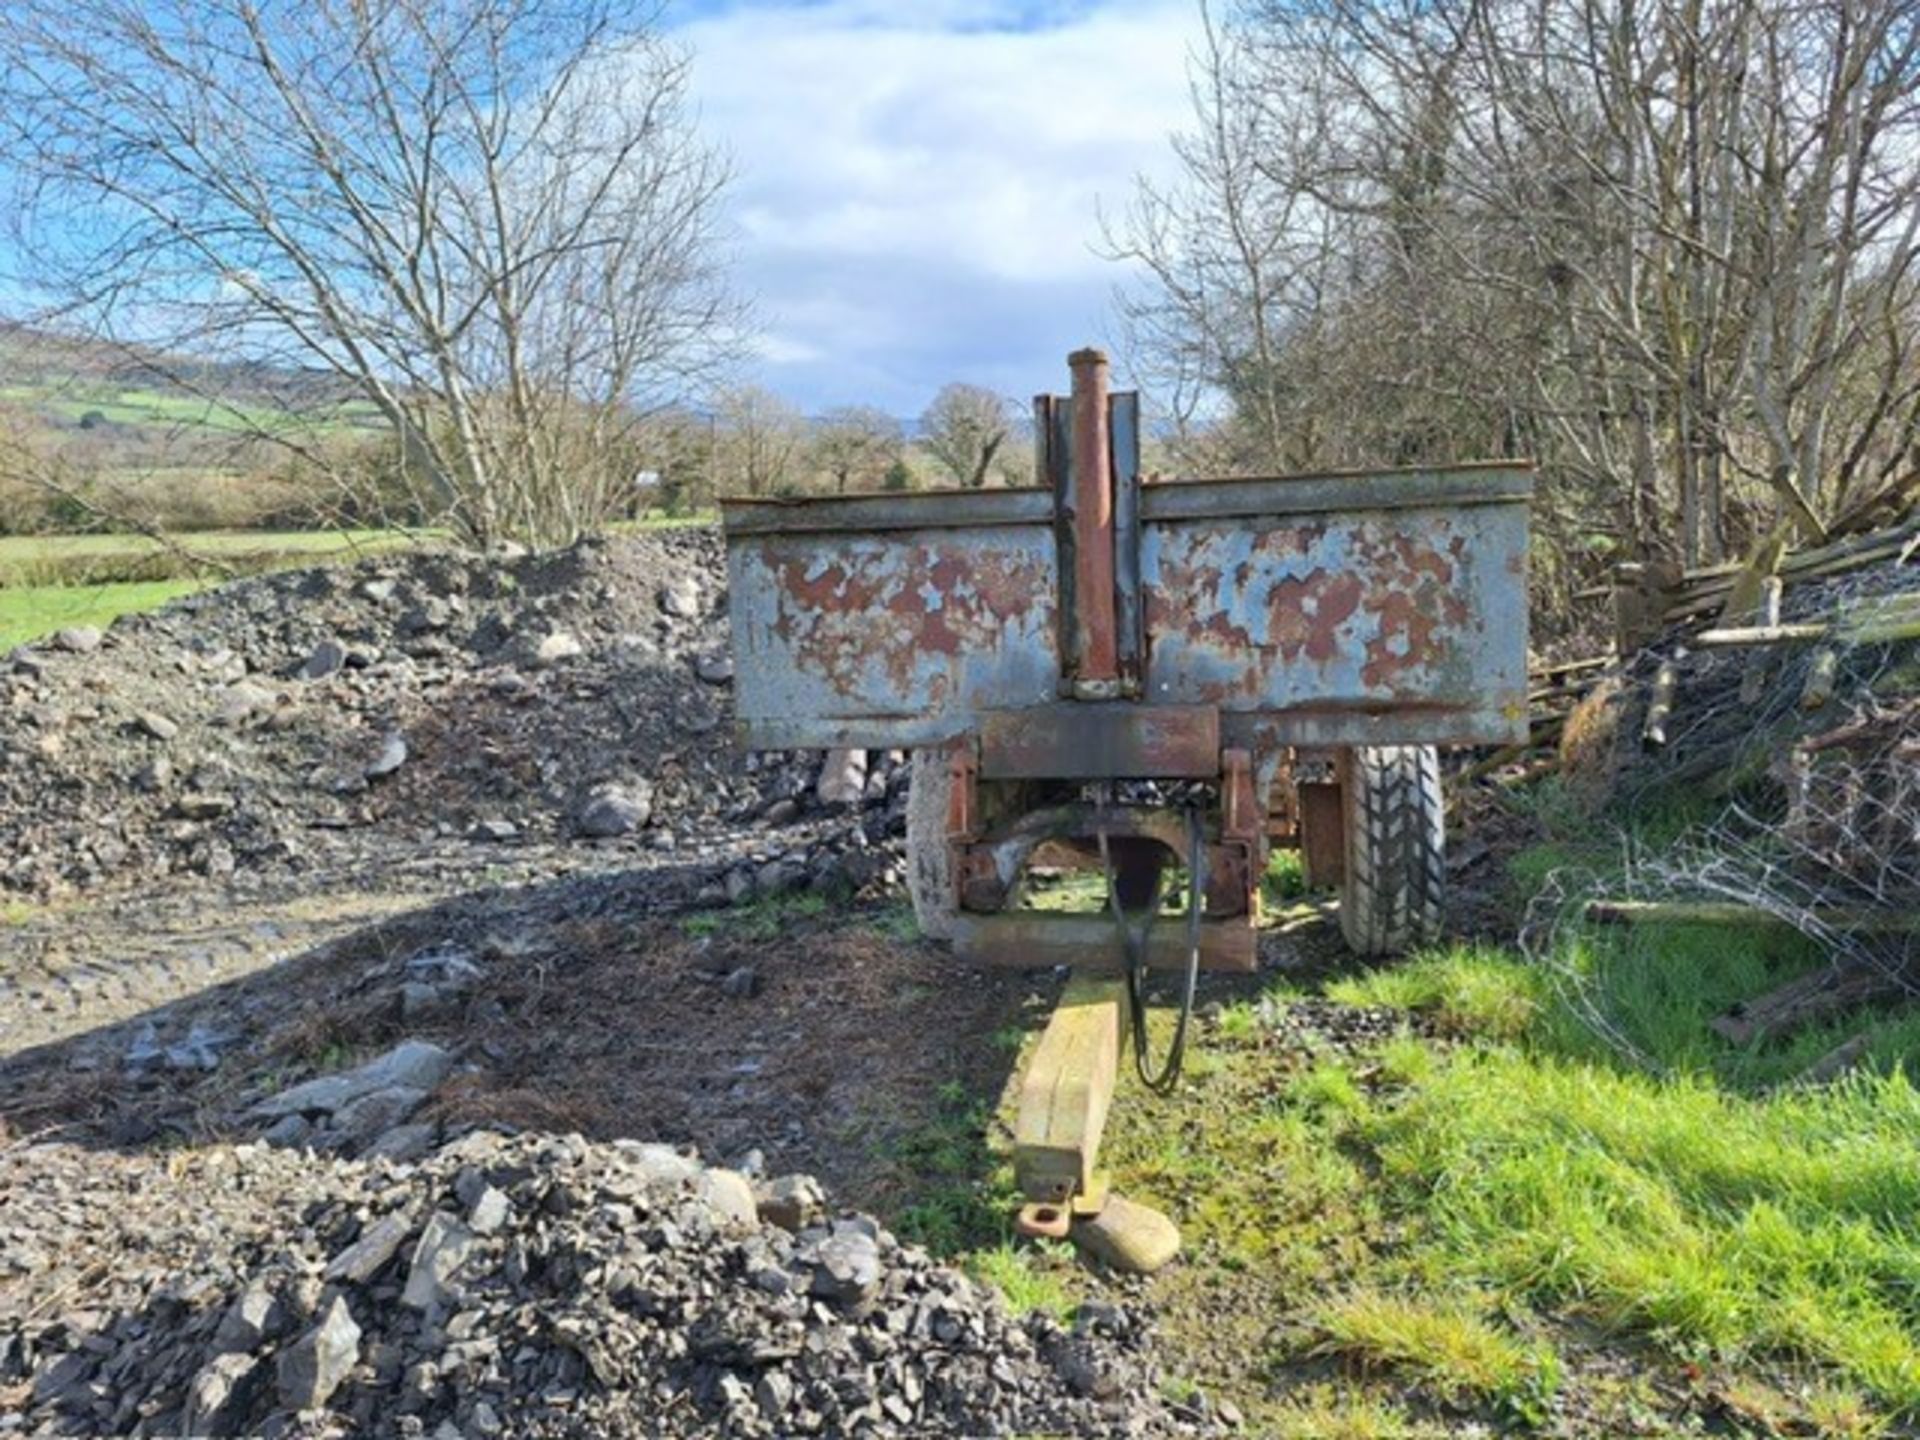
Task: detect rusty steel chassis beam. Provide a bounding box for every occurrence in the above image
[942,739,1267,975]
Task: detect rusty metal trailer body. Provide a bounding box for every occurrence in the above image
[723,353,1530,971]
[722,349,1530,1252]
[724,464,1531,753]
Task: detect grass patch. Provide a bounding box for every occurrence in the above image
[1263,1387,1443,1439]
[1360,1046,1920,1405]
[678,892,828,942]
[866,903,921,942]
[1089,910,1920,1428]
[883,1080,1020,1256]
[1328,945,1542,1041]
[1531,917,1920,1088]
[1305,1288,1560,1418]
[613,509,719,531]
[966,1241,1077,1319]
[0,382,381,437]
[0,527,418,588]
[0,578,205,649]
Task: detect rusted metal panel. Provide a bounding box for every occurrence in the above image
[720,461,1530,751]
[949,911,1257,973]
[979,703,1219,780]
[723,488,1052,535]
[1140,466,1531,746]
[1298,780,1345,888]
[724,522,1059,750]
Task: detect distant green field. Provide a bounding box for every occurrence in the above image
[613,509,718,532]
[0,529,408,562]
[0,528,419,588]
[0,578,206,650]
[0,511,712,645]
[0,382,384,437]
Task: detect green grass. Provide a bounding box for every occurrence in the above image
[0,382,382,437]
[883,1079,1022,1256]
[1263,847,1310,903]
[0,510,713,647]
[1324,947,1920,1409]
[1076,924,1919,1429]
[0,527,418,588]
[967,1241,1077,1319]
[0,578,206,649]
[1307,1288,1560,1418]
[1499,806,1920,1089]
[678,892,829,942]
[1262,1388,1446,1439]
[0,529,407,564]
[1329,945,1544,1041]
[0,513,707,591]
[612,509,719,532]
[1359,1033,1920,1403]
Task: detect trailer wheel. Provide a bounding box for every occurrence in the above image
[1339,745,1445,957]
[906,750,960,941]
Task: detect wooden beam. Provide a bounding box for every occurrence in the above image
[1693,623,1830,647]
[1013,973,1125,1210]
[1642,657,1681,749]
[950,911,1257,973]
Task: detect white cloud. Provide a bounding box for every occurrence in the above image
[673,0,1200,413]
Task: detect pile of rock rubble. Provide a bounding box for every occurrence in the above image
[1,1129,1198,1438]
[0,530,908,898]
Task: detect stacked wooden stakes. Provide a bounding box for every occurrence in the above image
[1459,653,1613,787]
[1481,514,1920,1073]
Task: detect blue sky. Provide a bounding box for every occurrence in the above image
[668,0,1202,415]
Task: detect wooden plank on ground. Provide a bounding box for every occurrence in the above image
[1013,973,1124,1207]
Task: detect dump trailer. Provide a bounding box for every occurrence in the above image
[721,349,1530,1265]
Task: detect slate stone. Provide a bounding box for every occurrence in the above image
[276,1295,361,1411]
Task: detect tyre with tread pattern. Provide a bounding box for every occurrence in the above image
[1338,744,1445,957]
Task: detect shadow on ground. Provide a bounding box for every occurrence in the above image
[0,863,1071,1220]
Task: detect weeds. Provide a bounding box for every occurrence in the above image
[678,892,827,942]
[1329,945,1541,1040]
[1262,1386,1441,1439]
[967,1242,1077,1319]
[1303,1289,1560,1420]
[1263,848,1309,903]
[883,1081,1018,1256]
[867,903,921,942]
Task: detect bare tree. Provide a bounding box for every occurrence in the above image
[920,384,1019,490]
[0,0,740,549]
[811,406,903,493]
[712,386,805,497]
[1114,0,1920,626]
